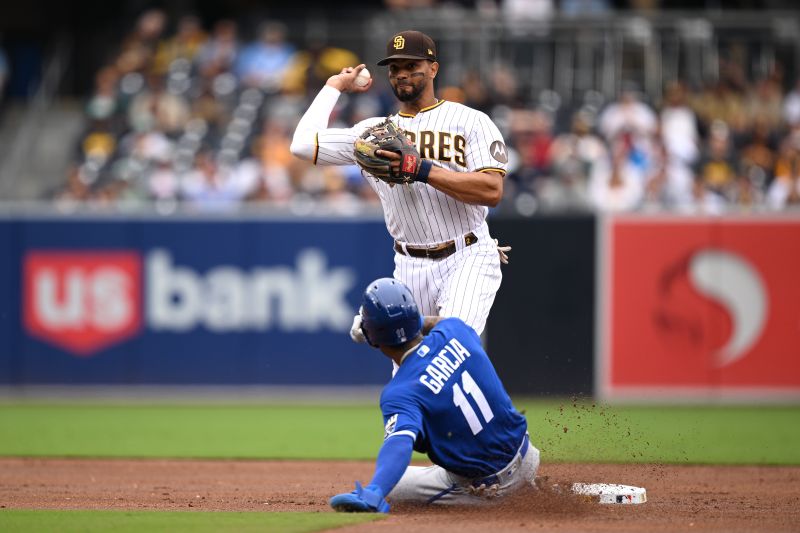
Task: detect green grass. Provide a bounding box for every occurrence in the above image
[0,404,385,459]
[0,402,796,533]
[0,509,380,533]
[0,401,798,464]
[519,401,800,465]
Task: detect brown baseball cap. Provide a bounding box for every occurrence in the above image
[377,30,437,66]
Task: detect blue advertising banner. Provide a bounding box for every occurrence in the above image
[0,216,395,385]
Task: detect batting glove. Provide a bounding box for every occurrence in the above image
[350,309,366,343]
[330,481,390,513]
[494,238,512,265]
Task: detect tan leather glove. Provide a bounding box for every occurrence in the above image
[467,482,500,498]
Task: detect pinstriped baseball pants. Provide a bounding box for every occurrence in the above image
[393,222,502,337]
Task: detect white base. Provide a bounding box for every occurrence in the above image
[571,483,647,504]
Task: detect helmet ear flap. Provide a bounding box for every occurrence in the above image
[362,322,378,348]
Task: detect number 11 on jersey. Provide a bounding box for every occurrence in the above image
[452,370,495,434]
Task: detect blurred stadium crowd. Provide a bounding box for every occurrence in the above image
[52,4,800,215]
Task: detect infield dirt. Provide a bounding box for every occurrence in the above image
[1,458,798,532]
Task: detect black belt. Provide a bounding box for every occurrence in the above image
[394,232,478,260]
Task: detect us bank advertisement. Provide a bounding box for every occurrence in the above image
[0,217,393,385]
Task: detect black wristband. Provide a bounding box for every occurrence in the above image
[416,160,432,183]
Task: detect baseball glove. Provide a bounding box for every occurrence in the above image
[354,119,423,185]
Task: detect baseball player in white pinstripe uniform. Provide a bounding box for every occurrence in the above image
[291,30,510,347]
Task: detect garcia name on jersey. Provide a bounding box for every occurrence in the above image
[417,337,472,394]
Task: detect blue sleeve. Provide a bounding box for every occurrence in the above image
[368,434,414,496]
[381,388,424,441]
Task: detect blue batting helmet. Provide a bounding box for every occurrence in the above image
[360,278,422,347]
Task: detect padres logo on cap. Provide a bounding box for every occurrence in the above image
[378,31,437,66]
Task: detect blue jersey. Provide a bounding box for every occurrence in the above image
[379,318,528,479]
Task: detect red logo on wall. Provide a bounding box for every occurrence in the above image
[23,251,142,356]
[602,217,800,399]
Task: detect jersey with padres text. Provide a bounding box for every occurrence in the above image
[314,101,509,245]
[379,317,527,479]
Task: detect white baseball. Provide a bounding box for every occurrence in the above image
[355,68,371,87]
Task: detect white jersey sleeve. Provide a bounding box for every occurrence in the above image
[465,111,509,176]
[289,84,382,166]
[315,117,383,166]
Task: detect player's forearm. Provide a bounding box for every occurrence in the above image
[368,435,414,497]
[422,316,444,335]
[426,167,504,207]
[289,85,341,161]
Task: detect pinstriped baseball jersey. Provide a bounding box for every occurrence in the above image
[315,100,509,245]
